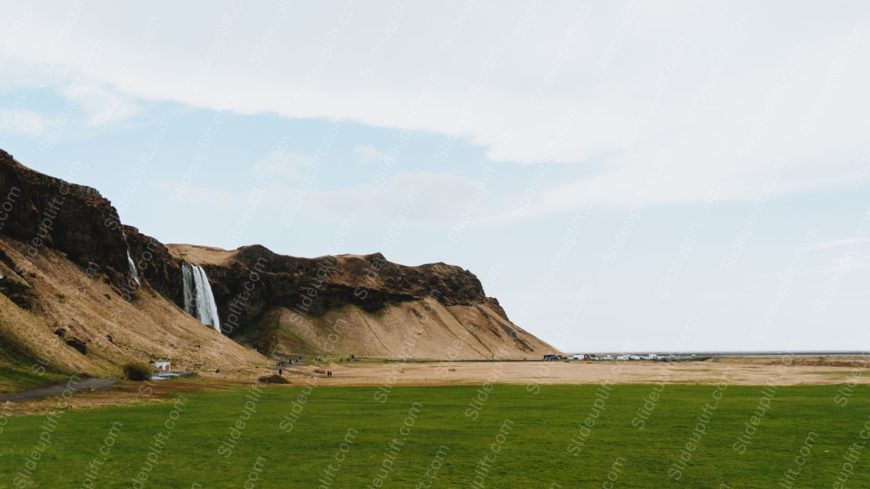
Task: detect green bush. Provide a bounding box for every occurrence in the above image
[123,362,152,381]
[258,374,289,384]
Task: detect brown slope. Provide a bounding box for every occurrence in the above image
[0,236,266,376]
[234,300,554,360]
[168,244,560,360]
[1,147,558,367]
[0,149,266,377]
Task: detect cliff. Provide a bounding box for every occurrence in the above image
[1,148,557,375]
[163,244,553,359]
[0,149,133,289]
[0,149,264,376]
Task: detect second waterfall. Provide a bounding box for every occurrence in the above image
[181,262,222,333]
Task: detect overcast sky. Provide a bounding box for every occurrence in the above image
[1,1,869,352]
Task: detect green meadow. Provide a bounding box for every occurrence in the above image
[0,384,867,488]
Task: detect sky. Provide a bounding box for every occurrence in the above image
[1,1,869,352]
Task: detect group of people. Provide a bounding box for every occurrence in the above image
[275,365,333,378]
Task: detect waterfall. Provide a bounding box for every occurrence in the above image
[193,265,221,333]
[182,262,194,315]
[181,262,222,333]
[127,250,140,286]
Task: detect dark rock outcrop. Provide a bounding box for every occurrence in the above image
[124,225,184,305]
[0,149,132,289]
[124,222,508,339]
[127,238,509,338]
[1,148,552,360]
[65,337,88,355]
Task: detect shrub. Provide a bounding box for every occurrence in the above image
[258,374,289,384]
[123,362,153,381]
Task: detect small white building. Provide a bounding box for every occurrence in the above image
[151,360,171,371]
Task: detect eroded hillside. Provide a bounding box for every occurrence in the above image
[1,148,557,379]
[166,245,556,360]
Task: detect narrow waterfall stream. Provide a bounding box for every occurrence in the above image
[181,262,222,333]
[127,250,141,286]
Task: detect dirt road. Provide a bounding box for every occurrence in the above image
[0,377,117,402]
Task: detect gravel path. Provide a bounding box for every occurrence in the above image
[0,377,117,402]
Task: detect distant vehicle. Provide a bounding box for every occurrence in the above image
[544,354,567,361]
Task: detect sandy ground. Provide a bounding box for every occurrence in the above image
[4,358,866,415]
[291,358,870,387]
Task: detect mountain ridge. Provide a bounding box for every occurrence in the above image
[1,148,558,377]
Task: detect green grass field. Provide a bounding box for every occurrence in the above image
[0,383,867,488]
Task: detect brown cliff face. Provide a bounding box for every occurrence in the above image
[1,149,557,365]
[165,244,506,332]
[0,149,133,289]
[124,225,184,306]
[166,244,555,359]
[0,234,266,377]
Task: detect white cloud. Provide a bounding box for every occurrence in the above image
[150,180,238,210]
[0,109,48,136]
[812,253,870,274]
[808,236,870,252]
[251,150,316,181]
[354,144,391,163]
[1,1,869,207]
[297,172,482,223]
[832,254,870,272]
[805,236,870,274]
[61,82,142,127]
[151,169,483,225]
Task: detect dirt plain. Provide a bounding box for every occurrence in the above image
[290,356,870,387]
[3,356,866,415]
